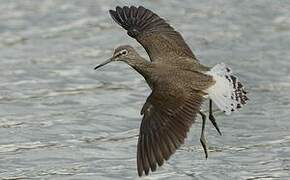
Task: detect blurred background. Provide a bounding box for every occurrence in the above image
[0,0,290,179]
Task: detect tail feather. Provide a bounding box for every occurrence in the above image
[205,63,248,115]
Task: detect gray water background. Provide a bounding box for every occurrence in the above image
[1,0,290,179]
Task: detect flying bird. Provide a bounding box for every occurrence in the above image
[94,6,248,177]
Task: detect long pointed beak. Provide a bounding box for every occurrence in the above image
[94,58,113,70]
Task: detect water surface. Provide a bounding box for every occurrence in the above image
[0,0,290,179]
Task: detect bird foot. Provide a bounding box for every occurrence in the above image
[209,114,222,136]
[199,111,208,159]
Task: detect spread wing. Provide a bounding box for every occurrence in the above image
[109,6,198,63]
[137,87,204,176]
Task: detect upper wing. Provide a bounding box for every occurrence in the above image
[109,6,198,63]
[137,87,204,176]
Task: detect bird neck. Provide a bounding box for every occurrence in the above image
[124,57,152,79]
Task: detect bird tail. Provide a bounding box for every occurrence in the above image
[205,63,248,115]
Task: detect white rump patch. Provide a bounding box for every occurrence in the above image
[204,63,247,115]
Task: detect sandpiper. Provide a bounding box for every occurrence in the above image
[94,6,248,177]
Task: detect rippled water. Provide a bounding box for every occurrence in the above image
[1,0,290,179]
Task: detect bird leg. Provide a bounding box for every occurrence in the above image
[209,100,222,136]
[199,111,208,159]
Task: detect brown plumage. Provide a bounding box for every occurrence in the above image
[109,6,196,61]
[94,5,248,177]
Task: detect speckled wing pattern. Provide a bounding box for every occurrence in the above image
[137,86,203,176]
[109,6,198,63]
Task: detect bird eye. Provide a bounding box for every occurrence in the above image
[121,50,127,55]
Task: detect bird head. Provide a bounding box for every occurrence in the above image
[94,45,139,70]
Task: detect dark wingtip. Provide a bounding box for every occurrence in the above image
[137,6,146,11]
[138,169,143,177]
[108,5,169,39]
[109,9,118,21]
[108,9,115,15]
[108,10,115,20]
